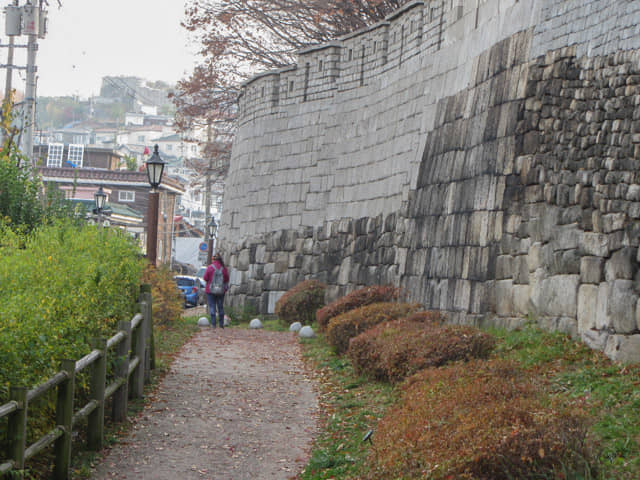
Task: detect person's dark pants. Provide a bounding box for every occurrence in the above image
[207,293,225,328]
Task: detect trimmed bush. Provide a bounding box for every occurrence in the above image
[326,302,421,354]
[367,358,594,479]
[316,285,402,331]
[348,314,495,383]
[0,220,145,449]
[275,279,326,325]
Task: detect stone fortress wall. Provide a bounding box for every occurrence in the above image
[219,0,640,362]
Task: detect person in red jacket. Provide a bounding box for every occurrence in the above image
[203,253,230,328]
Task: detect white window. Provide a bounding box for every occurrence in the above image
[67,144,84,167]
[118,191,135,202]
[167,144,173,152]
[47,143,64,167]
[191,145,197,153]
[137,135,145,142]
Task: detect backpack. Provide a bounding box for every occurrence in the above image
[210,265,225,295]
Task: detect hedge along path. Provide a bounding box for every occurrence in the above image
[90,327,319,480]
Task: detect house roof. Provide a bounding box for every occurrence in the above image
[38,166,186,194]
[156,134,181,142]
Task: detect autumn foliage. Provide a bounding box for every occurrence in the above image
[316,285,402,331]
[275,279,326,325]
[348,313,496,383]
[326,301,420,353]
[367,358,593,479]
[142,264,184,326]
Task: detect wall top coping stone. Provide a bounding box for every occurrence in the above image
[297,41,343,56]
[384,0,425,22]
[240,64,298,89]
[339,20,391,42]
[239,0,431,93]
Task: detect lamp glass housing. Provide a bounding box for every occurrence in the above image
[146,145,165,189]
[94,186,106,211]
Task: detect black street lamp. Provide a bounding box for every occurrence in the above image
[146,145,165,266]
[146,145,165,189]
[207,216,217,265]
[94,185,107,227]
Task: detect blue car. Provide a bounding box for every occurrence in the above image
[174,275,205,307]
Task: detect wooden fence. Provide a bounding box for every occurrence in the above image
[0,284,154,479]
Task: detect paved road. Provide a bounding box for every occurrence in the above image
[90,327,319,480]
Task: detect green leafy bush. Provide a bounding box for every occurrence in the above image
[316,285,402,331]
[348,313,496,383]
[326,302,421,354]
[368,358,594,479]
[275,279,326,325]
[0,220,145,448]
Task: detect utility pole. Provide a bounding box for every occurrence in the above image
[22,0,44,166]
[4,36,14,101]
[3,1,19,103]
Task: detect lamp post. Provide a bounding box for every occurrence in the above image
[145,145,165,266]
[207,216,217,265]
[94,185,107,228]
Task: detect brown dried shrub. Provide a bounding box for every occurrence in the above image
[274,279,326,325]
[348,314,495,383]
[315,285,402,331]
[367,358,593,479]
[326,301,421,354]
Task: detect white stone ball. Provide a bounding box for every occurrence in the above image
[224,315,231,326]
[197,317,210,326]
[299,326,315,338]
[249,318,263,329]
[289,322,302,332]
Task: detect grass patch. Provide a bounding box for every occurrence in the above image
[299,333,397,480]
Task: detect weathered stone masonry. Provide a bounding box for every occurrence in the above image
[220,0,640,362]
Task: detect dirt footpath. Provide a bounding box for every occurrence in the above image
[90,326,319,480]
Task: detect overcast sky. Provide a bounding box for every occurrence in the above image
[2,0,198,98]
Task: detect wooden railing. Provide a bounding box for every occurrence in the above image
[0,284,154,479]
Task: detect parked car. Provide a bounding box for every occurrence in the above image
[174,275,205,307]
[196,265,206,283]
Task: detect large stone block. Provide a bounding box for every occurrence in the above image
[607,280,637,334]
[237,249,251,270]
[530,274,579,317]
[580,256,603,284]
[604,247,636,281]
[581,233,610,257]
[274,252,289,273]
[604,335,640,364]
[595,283,611,330]
[495,279,514,316]
[527,242,552,272]
[267,291,286,314]
[512,284,532,315]
[496,255,513,280]
[581,329,609,352]
[577,284,598,333]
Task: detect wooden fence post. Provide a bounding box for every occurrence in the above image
[54,359,75,480]
[88,338,107,451]
[112,321,131,423]
[8,386,27,474]
[140,284,154,380]
[131,302,148,399]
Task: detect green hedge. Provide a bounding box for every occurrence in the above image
[0,220,145,399]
